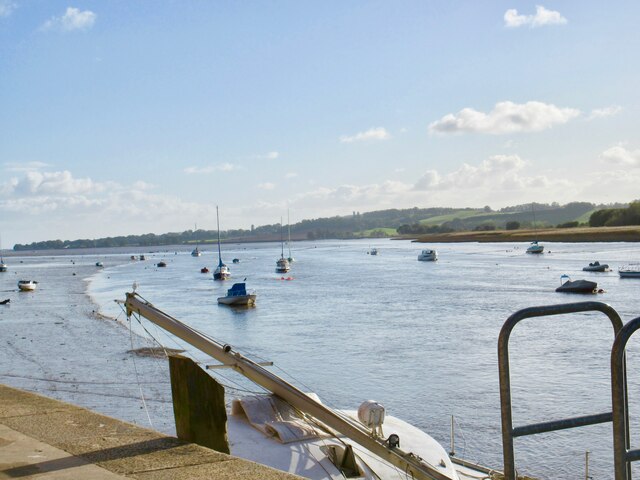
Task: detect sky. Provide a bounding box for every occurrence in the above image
[1,1,639,246]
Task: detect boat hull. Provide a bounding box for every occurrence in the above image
[217,294,256,306]
[18,281,37,291]
[556,279,597,293]
[619,271,640,278]
[0,264,7,272]
[583,264,609,272]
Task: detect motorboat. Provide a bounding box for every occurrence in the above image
[526,241,544,254]
[369,247,378,256]
[191,247,202,257]
[618,263,640,278]
[213,206,231,281]
[123,292,495,480]
[583,261,609,272]
[200,267,210,274]
[217,282,256,306]
[232,258,240,264]
[157,261,167,268]
[0,299,10,305]
[555,274,597,293]
[18,280,38,291]
[418,249,438,261]
[96,261,104,267]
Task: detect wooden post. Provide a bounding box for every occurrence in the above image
[168,354,230,454]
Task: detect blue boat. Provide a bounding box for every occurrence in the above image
[217,282,256,306]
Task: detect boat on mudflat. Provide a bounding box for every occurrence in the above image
[583,261,609,272]
[18,280,38,291]
[618,263,640,278]
[217,282,256,306]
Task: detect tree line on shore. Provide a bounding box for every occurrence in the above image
[12,200,638,251]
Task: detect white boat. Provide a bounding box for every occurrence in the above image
[217,282,256,306]
[0,234,7,272]
[525,204,544,254]
[213,206,231,281]
[123,292,495,480]
[526,241,544,254]
[583,261,609,272]
[276,218,290,273]
[18,280,38,291]
[418,249,438,261]
[191,246,202,257]
[619,263,640,278]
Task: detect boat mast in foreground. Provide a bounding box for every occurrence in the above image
[124,291,466,480]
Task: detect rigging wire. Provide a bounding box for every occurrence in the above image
[126,307,155,429]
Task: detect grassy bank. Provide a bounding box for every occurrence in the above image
[403,225,640,243]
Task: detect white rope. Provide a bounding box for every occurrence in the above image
[127,311,155,428]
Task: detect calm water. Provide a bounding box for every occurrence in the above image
[3,239,640,478]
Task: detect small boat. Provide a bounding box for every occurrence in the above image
[95,261,104,267]
[583,261,609,272]
[232,258,240,264]
[618,263,640,278]
[157,261,167,268]
[139,255,146,261]
[0,299,9,305]
[191,247,202,257]
[200,267,210,274]
[276,218,290,273]
[213,206,231,280]
[18,280,38,291]
[555,274,597,293]
[526,241,544,254]
[131,255,137,260]
[418,249,438,261]
[0,235,7,272]
[369,247,378,256]
[217,282,256,306]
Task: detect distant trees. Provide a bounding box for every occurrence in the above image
[556,221,580,229]
[589,201,640,227]
[505,221,520,231]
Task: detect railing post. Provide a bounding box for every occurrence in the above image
[498,302,623,480]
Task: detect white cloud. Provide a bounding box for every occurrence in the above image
[588,105,623,120]
[340,127,391,143]
[0,1,16,18]
[250,151,280,160]
[3,161,51,172]
[184,163,239,174]
[41,7,96,32]
[504,5,567,28]
[258,182,275,190]
[600,145,640,167]
[428,101,580,135]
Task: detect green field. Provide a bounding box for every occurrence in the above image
[419,209,485,225]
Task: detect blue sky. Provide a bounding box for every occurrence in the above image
[1,1,638,246]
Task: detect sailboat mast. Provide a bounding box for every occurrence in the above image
[287,210,292,258]
[280,217,284,258]
[217,206,223,267]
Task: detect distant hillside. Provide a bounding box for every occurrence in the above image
[12,201,631,250]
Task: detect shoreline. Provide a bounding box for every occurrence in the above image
[400,225,640,243]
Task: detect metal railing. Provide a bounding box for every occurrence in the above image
[498,302,625,480]
[611,315,640,479]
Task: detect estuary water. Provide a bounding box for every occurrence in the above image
[2,239,640,479]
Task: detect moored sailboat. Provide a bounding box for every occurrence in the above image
[0,234,7,272]
[213,206,230,280]
[276,218,290,273]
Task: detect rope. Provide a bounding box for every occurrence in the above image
[127,310,154,429]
